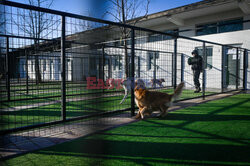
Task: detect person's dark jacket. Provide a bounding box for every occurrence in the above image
[188,55,203,71]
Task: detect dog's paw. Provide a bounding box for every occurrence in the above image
[134,113,141,119]
[141,114,144,119]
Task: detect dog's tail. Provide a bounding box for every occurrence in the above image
[171,82,185,102]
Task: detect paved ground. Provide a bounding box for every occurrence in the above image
[0,91,241,160]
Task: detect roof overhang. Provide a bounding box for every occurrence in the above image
[134,0,248,29]
[238,0,250,14]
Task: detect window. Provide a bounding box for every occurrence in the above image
[164,29,179,40]
[148,29,178,42]
[218,18,243,33]
[196,18,243,36]
[147,52,159,70]
[196,23,217,36]
[196,47,213,69]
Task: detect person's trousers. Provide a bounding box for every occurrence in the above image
[193,70,201,88]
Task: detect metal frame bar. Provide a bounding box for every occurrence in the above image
[236,48,239,90]
[181,53,184,82]
[6,36,10,101]
[173,38,177,89]
[130,29,135,116]
[202,42,206,100]
[243,49,248,90]
[25,49,29,94]
[61,15,66,121]
[153,53,157,88]
[221,46,227,92]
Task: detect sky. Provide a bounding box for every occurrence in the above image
[10,0,202,21]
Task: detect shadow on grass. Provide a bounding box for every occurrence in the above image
[32,137,250,166]
[3,94,250,166]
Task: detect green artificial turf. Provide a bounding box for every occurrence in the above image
[0,88,219,131]
[3,93,250,166]
[1,87,211,109]
[0,95,131,130]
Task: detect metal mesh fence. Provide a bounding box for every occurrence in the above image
[0,1,249,140]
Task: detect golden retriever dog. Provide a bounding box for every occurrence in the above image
[134,79,184,119]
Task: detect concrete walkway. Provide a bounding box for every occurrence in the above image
[0,91,240,160]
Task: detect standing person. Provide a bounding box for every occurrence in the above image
[188,50,203,93]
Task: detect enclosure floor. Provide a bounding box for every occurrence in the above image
[0,91,241,160]
[0,92,122,112]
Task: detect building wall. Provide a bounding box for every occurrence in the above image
[26,52,72,81]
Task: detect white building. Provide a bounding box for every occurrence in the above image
[22,0,250,89]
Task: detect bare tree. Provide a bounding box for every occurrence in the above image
[15,0,57,84]
[105,0,150,78]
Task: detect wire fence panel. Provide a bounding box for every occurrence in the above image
[247,50,250,90]
[0,1,249,137]
[134,30,174,89]
[204,43,223,95]
[177,38,204,98]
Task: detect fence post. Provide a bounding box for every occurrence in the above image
[181,53,184,82]
[108,56,112,78]
[61,15,66,121]
[202,42,206,100]
[25,49,29,94]
[243,49,248,90]
[5,36,10,101]
[153,52,157,88]
[236,48,239,90]
[173,38,177,89]
[221,46,227,92]
[102,45,105,93]
[137,56,140,78]
[130,28,135,116]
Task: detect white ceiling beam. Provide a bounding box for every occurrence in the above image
[238,0,250,14]
[166,16,184,26]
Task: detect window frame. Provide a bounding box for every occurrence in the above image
[196,18,243,36]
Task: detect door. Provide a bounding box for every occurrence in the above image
[226,47,240,86]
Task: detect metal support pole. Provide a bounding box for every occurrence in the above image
[6,36,10,101]
[102,45,105,93]
[173,38,177,89]
[171,53,174,87]
[243,49,248,90]
[25,49,29,94]
[137,56,140,78]
[61,15,66,121]
[181,53,184,82]
[221,46,227,92]
[236,48,239,90]
[130,29,135,116]
[108,56,112,78]
[202,42,206,100]
[153,52,156,88]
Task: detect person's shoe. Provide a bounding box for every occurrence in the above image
[194,87,201,93]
